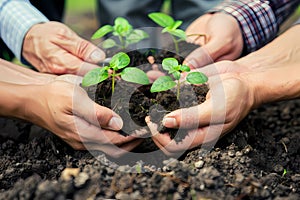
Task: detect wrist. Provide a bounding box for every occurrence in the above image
[244,65,300,107]
[209,1,277,54]
[0,82,32,120]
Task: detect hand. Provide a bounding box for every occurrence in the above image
[184,13,243,68]
[22,21,105,76]
[146,62,255,156]
[24,78,142,157]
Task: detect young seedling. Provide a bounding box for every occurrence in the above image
[150,57,208,99]
[148,12,186,54]
[91,17,149,49]
[82,52,150,93]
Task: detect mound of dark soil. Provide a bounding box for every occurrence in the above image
[0,99,299,199]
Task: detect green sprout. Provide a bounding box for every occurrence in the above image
[82,52,149,93]
[282,169,287,177]
[148,12,186,54]
[150,58,208,99]
[91,17,149,49]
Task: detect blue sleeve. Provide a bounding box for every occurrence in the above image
[0,0,49,60]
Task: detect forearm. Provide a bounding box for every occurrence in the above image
[210,0,300,54]
[0,81,29,119]
[238,24,300,105]
[0,59,55,85]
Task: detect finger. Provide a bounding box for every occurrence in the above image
[162,87,226,129]
[74,115,135,145]
[183,46,215,69]
[53,29,105,63]
[146,70,165,82]
[77,62,100,76]
[72,91,123,131]
[55,74,83,85]
[191,60,243,77]
[48,50,100,76]
[87,139,144,158]
[145,116,182,156]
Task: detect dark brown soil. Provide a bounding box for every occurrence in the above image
[1,99,299,199]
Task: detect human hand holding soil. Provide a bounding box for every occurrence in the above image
[22,21,106,76]
[0,59,141,157]
[184,13,243,68]
[146,24,300,156]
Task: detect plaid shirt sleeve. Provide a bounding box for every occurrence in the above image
[0,0,49,60]
[210,0,300,54]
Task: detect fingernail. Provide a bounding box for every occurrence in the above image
[108,117,123,130]
[90,50,105,63]
[162,117,178,128]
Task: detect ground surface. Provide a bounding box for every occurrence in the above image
[1,4,300,200]
[0,99,299,199]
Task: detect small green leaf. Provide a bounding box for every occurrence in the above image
[162,58,178,71]
[172,71,181,80]
[110,52,130,69]
[169,29,186,40]
[150,76,176,93]
[102,39,116,49]
[121,67,150,85]
[82,68,109,87]
[171,20,183,30]
[148,12,174,28]
[180,65,191,72]
[186,72,208,84]
[114,17,132,36]
[162,27,171,33]
[126,29,149,44]
[91,25,113,39]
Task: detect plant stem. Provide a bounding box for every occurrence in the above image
[171,35,179,54]
[118,35,126,49]
[112,70,116,94]
[176,80,180,100]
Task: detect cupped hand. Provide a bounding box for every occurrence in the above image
[25,79,142,157]
[184,13,244,68]
[146,62,256,156]
[22,21,105,76]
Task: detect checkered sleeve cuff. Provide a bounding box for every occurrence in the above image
[209,0,278,54]
[0,0,49,60]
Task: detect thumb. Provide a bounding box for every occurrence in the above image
[56,29,106,63]
[73,37,106,63]
[73,88,123,131]
[184,44,216,69]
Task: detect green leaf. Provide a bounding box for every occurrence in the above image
[162,27,171,33]
[148,12,174,28]
[169,29,186,40]
[121,67,150,85]
[172,71,181,80]
[180,65,191,72]
[114,17,132,36]
[126,29,149,44]
[91,25,113,39]
[82,68,109,87]
[102,39,116,49]
[162,58,178,71]
[171,20,183,30]
[150,76,176,93]
[186,72,208,84]
[110,52,130,69]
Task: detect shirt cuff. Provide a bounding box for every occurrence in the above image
[0,0,49,60]
[209,1,278,54]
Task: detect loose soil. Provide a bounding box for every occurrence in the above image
[0,99,299,199]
